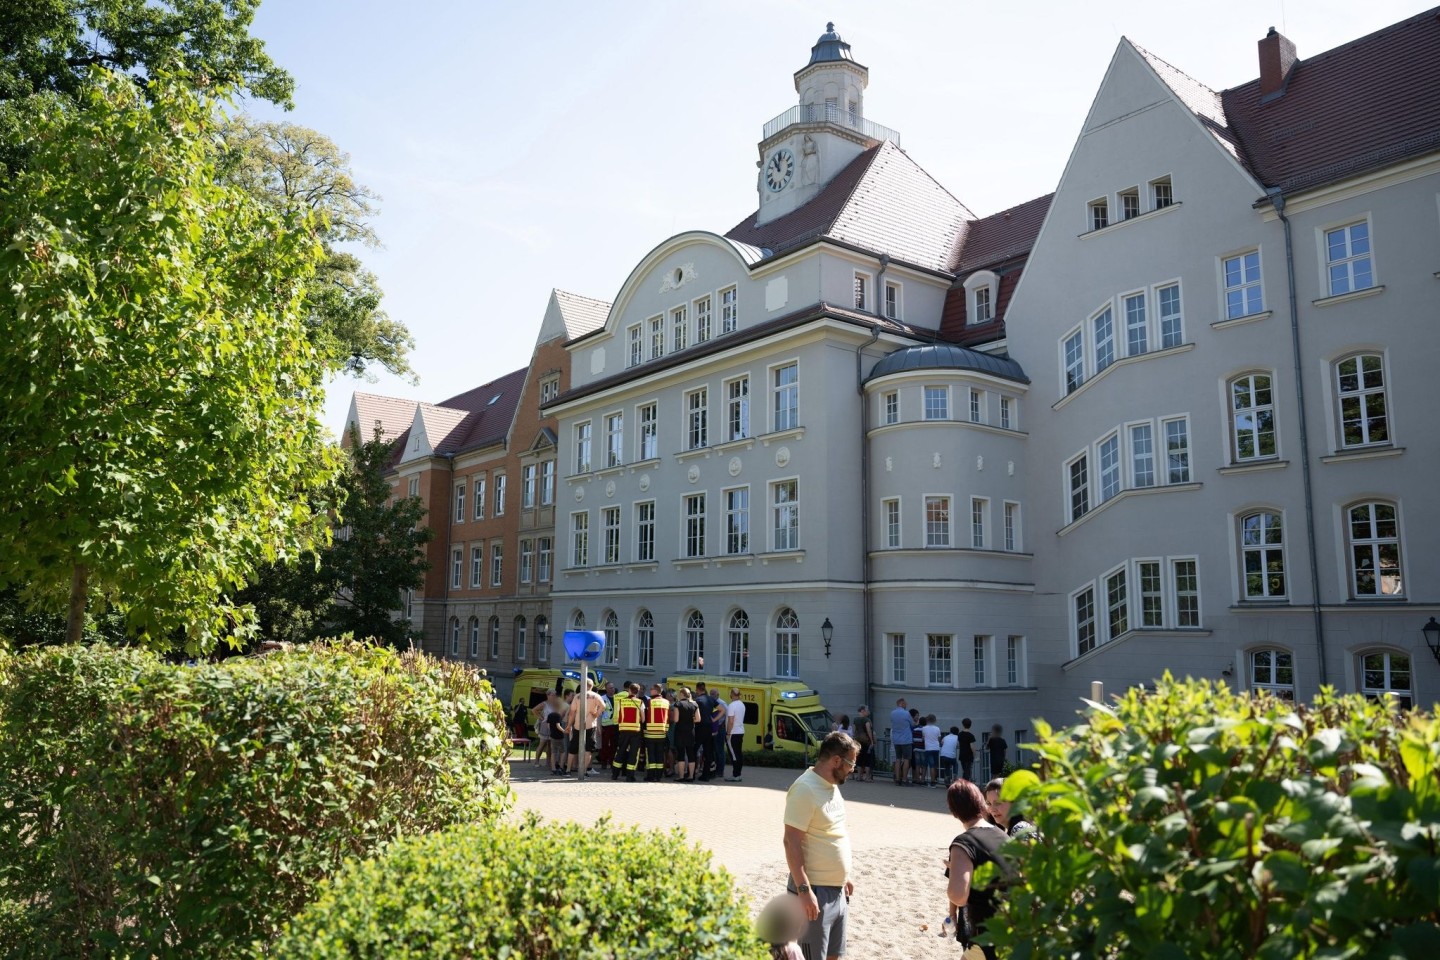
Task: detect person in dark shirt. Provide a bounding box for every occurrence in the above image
[957,717,978,782]
[986,724,1008,779]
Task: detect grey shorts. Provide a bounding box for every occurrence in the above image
[796,885,848,959]
[893,743,912,761]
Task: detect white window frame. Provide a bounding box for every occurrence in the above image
[493,473,506,515]
[627,323,643,367]
[514,616,526,661]
[999,395,1014,430]
[1222,249,1264,320]
[571,511,589,568]
[927,633,954,687]
[923,385,949,421]
[1137,559,1165,627]
[772,478,800,551]
[882,390,899,425]
[635,500,655,563]
[720,285,738,334]
[694,295,712,344]
[685,610,705,670]
[1164,416,1191,484]
[1240,510,1287,600]
[1098,431,1121,503]
[539,460,554,505]
[648,314,664,360]
[489,616,500,659]
[724,375,750,441]
[1172,557,1201,626]
[519,538,534,583]
[685,387,708,450]
[1066,451,1089,523]
[469,617,480,658]
[970,496,988,549]
[924,494,952,548]
[407,476,419,498]
[1359,650,1412,709]
[1005,636,1025,686]
[538,536,553,582]
[1129,421,1155,488]
[1229,373,1278,462]
[884,280,901,320]
[449,617,460,657]
[1121,290,1147,357]
[1062,326,1085,394]
[636,610,656,668]
[1103,564,1129,643]
[883,497,901,549]
[968,388,983,424]
[521,463,537,508]
[1249,648,1296,699]
[450,548,463,589]
[1156,281,1183,348]
[1092,304,1115,373]
[1323,219,1375,296]
[727,609,751,674]
[888,633,907,684]
[772,361,799,432]
[1003,501,1020,552]
[470,545,483,588]
[637,401,658,461]
[964,270,998,326]
[1150,175,1173,210]
[473,476,485,519]
[604,411,624,468]
[1089,197,1109,231]
[775,608,800,679]
[683,492,707,558]
[671,304,688,353]
[602,506,620,565]
[1118,186,1140,221]
[853,270,873,311]
[574,421,593,474]
[454,483,466,523]
[1334,353,1390,449]
[1346,500,1403,598]
[490,542,503,587]
[973,635,991,686]
[723,485,750,555]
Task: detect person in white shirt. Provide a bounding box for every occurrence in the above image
[921,715,943,787]
[725,687,747,781]
[939,725,960,786]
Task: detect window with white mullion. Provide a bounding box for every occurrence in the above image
[686,388,708,450]
[1003,502,1019,552]
[772,480,799,551]
[925,495,951,547]
[773,363,798,432]
[604,412,624,468]
[970,497,987,549]
[1164,418,1190,483]
[1104,567,1128,641]
[1138,560,1164,626]
[1241,511,1286,599]
[1172,558,1200,626]
[1093,306,1115,372]
[724,487,750,555]
[883,498,901,548]
[635,501,655,563]
[684,493,707,558]
[1074,587,1097,655]
[882,390,899,425]
[602,507,620,565]
[1325,222,1373,295]
[637,402,658,460]
[927,634,953,686]
[1123,292,1147,356]
[570,512,589,567]
[1098,433,1121,503]
[1336,355,1388,448]
[648,314,664,360]
[888,634,906,684]
[1067,455,1089,523]
[694,296,712,343]
[725,376,750,441]
[1130,423,1155,488]
[1348,501,1402,597]
[685,611,705,670]
[1223,251,1263,319]
[574,422,592,473]
[627,323,643,367]
[672,305,688,352]
[1063,328,1086,394]
[1230,374,1276,461]
[1157,283,1183,348]
[720,286,738,333]
[973,635,988,686]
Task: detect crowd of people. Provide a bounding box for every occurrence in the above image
[512,679,751,783]
[775,729,1035,960]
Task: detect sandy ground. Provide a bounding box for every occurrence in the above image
[509,759,963,959]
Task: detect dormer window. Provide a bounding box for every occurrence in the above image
[1151,176,1173,209]
[1089,198,1110,231]
[1119,188,1140,221]
[540,377,560,403]
[884,281,901,320]
[963,270,999,326]
[853,272,869,311]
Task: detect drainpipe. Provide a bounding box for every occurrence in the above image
[855,253,889,708]
[1268,187,1328,684]
[440,452,457,658]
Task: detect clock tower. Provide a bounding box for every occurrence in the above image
[755,23,900,226]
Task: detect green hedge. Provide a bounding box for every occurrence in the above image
[270,813,769,959]
[993,675,1440,959]
[0,641,512,958]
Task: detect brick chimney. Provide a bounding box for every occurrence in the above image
[1258,26,1297,99]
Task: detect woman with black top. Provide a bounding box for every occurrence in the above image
[670,687,701,782]
[944,779,1010,959]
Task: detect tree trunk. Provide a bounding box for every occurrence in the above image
[66,563,87,645]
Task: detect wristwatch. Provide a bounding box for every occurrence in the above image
[797,883,811,893]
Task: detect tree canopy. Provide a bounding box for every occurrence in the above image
[218,117,416,381]
[0,69,340,653]
[0,0,293,105]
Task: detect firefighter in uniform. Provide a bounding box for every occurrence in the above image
[611,682,644,782]
[643,683,670,782]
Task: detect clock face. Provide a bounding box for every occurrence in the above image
[765,148,796,192]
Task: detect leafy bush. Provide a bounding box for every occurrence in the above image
[269,812,769,959]
[994,674,1440,959]
[0,640,512,958]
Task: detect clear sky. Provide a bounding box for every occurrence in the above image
[243,0,1431,435]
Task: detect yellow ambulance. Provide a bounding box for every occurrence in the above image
[664,674,833,758]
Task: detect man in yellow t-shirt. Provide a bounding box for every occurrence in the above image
[782,731,860,960]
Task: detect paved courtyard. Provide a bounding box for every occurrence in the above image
[509,759,964,958]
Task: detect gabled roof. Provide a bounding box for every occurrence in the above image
[552,289,611,339]
[1219,8,1440,196]
[723,140,974,272]
[383,366,529,468]
[1132,43,1244,161]
[347,392,420,445]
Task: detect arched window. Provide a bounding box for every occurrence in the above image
[1249,648,1295,700]
[1229,373,1276,462]
[468,617,480,658]
[775,608,799,678]
[1359,650,1412,709]
[488,616,500,658]
[603,610,619,665]
[572,610,587,629]
[1335,354,1388,448]
[449,617,461,657]
[1240,511,1286,599]
[636,610,655,668]
[685,611,705,670]
[534,615,549,662]
[728,609,751,674]
[1346,501,1403,598]
[514,616,527,661]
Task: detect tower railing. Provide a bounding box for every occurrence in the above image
[762,104,901,146]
